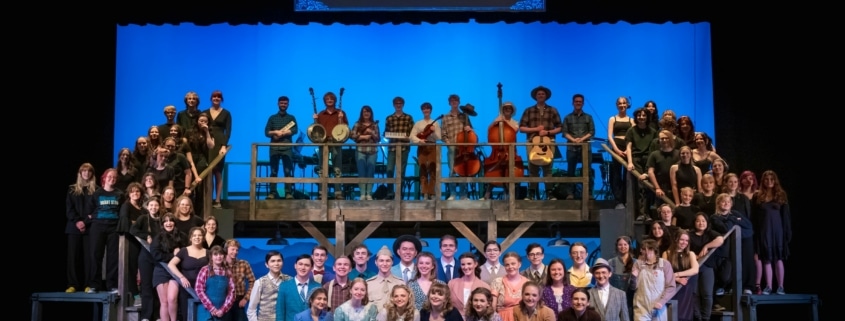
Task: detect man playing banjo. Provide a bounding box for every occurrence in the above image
[314,91,349,200]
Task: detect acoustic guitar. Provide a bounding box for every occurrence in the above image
[529,135,553,166]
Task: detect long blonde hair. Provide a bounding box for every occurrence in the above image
[385,284,416,321]
[71,163,98,196]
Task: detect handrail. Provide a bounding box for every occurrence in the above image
[697,225,738,264]
[600,143,675,208]
[133,235,200,300]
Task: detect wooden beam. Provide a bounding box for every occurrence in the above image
[500,222,533,252]
[344,222,383,254]
[450,222,485,251]
[335,214,346,257]
[299,222,335,254]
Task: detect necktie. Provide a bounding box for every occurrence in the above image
[299,283,306,301]
[533,271,541,281]
[446,264,453,281]
[600,288,607,308]
[403,267,411,283]
[491,266,498,275]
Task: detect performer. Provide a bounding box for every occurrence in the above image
[383,96,414,199]
[409,102,442,200]
[349,105,381,200]
[519,86,562,201]
[177,91,202,134]
[441,94,475,200]
[314,91,349,200]
[265,96,299,199]
[159,105,178,139]
[205,90,232,209]
[562,94,595,200]
[480,101,520,201]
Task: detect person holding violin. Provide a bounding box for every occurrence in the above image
[350,105,381,200]
[519,86,562,201]
[410,102,442,200]
[480,101,520,200]
[314,91,349,200]
[441,94,476,200]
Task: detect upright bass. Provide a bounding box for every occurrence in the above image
[483,82,525,185]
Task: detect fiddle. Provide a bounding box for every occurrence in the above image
[417,115,444,140]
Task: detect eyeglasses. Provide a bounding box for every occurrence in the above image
[528,252,543,257]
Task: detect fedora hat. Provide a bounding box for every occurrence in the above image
[531,86,552,101]
[393,235,422,257]
[590,257,613,274]
[460,103,478,116]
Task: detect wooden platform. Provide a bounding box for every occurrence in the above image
[228,199,606,222]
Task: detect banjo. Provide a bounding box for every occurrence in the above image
[331,87,350,143]
[306,87,327,143]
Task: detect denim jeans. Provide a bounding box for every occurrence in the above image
[357,150,377,197]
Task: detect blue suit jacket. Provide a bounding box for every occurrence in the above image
[435,257,460,283]
[294,308,333,321]
[391,264,416,282]
[276,278,322,321]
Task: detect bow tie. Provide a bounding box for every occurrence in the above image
[313,270,324,275]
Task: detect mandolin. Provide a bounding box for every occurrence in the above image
[529,135,553,166]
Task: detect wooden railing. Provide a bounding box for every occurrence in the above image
[600,143,675,208]
[247,141,594,221]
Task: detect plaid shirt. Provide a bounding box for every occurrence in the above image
[519,104,562,141]
[230,258,257,300]
[322,278,351,311]
[350,121,381,154]
[441,112,473,144]
[265,112,298,153]
[561,111,595,142]
[195,265,236,314]
[384,112,414,151]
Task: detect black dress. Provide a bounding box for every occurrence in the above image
[752,196,792,261]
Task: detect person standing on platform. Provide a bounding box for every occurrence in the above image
[561,93,595,200]
[265,96,299,199]
[177,91,202,135]
[409,102,442,201]
[383,96,414,199]
[519,86,562,201]
[440,94,475,200]
[314,91,349,200]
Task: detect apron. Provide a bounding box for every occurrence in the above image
[197,274,230,321]
[633,259,667,321]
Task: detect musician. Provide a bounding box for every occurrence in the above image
[441,94,475,200]
[480,101,519,200]
[409,102,442,200]
[562,94,595,200]
[350,105,381,200]
[177,91,201,134]
[314,91,349,200]
[265,96,299,199]
[519,86,562,201]
[384,96,414,199]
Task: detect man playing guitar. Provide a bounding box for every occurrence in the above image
[519,86,562,200]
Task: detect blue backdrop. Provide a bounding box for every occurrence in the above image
[115,21,713,195]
